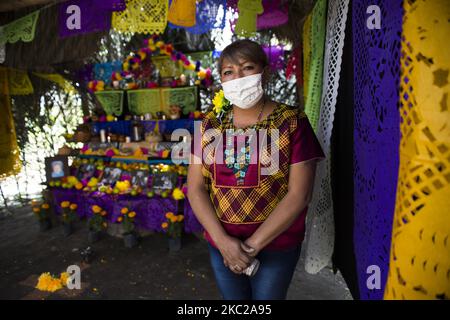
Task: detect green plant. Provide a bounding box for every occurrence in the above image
[32,201,50,221]
[61,202,78,224]
[117,207,136,235]
[88,205,108,232]
[161,212,184,239]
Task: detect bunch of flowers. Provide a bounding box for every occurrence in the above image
[212,90,231,121]
[87,80,105,92]
[89,205,108,232]
[172,187,185,201]
[32,201,50,221]
[117,207,137,235]
[61,201,78,224]
[161,212,184,239]
[35,272,70,292]
[115,180,131,193]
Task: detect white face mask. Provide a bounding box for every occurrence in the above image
[221,73,264,109]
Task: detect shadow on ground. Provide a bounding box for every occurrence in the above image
[0,206,351,300]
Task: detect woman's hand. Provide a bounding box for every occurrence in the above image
[216,235,253,274]
[241,240,259,258]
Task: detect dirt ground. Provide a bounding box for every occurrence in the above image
[0,206,352,300]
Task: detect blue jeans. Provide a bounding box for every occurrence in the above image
[207,243,302,300]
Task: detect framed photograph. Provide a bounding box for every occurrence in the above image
[108,167,123,185]
[99,167,113,185]
[152,172,178,190]
[130,170,149,189]
[77,163,96,181]
[45,156,69,182]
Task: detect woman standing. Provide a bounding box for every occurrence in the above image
[187,39,325,300]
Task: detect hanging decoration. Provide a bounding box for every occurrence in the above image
[0,10,40,45]
[168,0,197,28]
[7,68,34,96]
[226,0,239,10]
[353,0,402,300]
[33,73,77,95]
[168,0,226,35]
[0,67,21,180]
[303,0,349,275]
[256,0,288,30]
[384,0,450,300]
[286,46,303,85]
[302,13,312,100]
[96,0,126,11]
[234,0,264,38]
[262,45,285,72]
[59,0,115,38]
[302,0,326,132]
[112,0,169,35]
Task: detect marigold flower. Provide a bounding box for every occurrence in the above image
[36,272,52,291]
[100,210,107,216]
[61,201,70,208]
[170,216,178,223]
[41,203,50,209]
[177,215,184,222]
[212,90,229,114]
[91,205,101,213]
[33,207,41,213]
[161,222,168,229]
[46,279,63,292]
[165,212,174,219]
[70,204,78,211]
[128,211,136,218]
[121,207,129,215]
[60,272,69,286]
[36,272,63,292]
[172,188,185,200]
[117,216,123,222]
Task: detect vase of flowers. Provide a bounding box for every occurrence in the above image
[88,205,108,243]
[162,212,184,252]
[32,201,52,231]
[61,201,78,237]
[118,207,138,248]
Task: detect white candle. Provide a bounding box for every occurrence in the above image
[100,129,106,143]
[133,126,140,141]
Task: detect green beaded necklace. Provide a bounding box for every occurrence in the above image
[224,98,266,186]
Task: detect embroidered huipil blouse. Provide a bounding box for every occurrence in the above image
[192,103,325,251]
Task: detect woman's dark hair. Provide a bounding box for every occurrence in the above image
[218,39,268,73]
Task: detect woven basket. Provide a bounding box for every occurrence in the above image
[95,90,124,116]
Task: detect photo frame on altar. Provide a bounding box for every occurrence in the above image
[99,167,112,185]
[130,170,149,189]
[109,167,123,185]
[45,156,69,182]
[152,172,178,190]
[100,167,122,185]
[78,163,96,181]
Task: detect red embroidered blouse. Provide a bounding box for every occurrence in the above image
[191,103,325,251]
